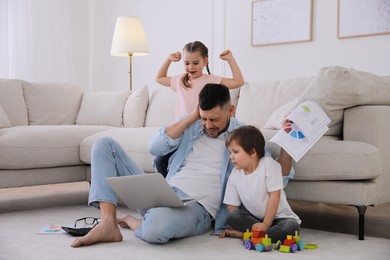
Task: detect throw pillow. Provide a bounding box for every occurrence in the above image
[22,81,84,125]
[263,97,300,129]
[144,86,176,127]
[0,104,11,129]
[0,79,28,126]
[76,91,130,127]
[235,77,313,130]
[299,66,390,136]
[123,85,149,127]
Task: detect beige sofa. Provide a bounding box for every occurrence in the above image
[1,66,389,240]
[0,79,150,210]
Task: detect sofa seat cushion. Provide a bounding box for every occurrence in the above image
[0,125,114,169]
[293,136,381,181]
[80,127,160,173]
[263,133,381,181]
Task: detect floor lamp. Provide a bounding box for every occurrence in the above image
[110,17,149,93]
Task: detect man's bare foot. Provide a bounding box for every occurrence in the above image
[219,229,244,239]
[71,220,123,248]
[117,214,141,231]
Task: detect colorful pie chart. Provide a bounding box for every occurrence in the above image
[283,122,305,139]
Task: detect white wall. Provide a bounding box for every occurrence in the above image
[0,0,90,86]
[88,0,390,92]
[224,0,390,82]
[89,0,218,92]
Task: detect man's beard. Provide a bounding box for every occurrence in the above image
[204,119,230,138]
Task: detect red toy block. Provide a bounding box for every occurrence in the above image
[252,229,266,238]
[283,235,296,246]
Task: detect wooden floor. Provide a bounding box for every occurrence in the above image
[289,200,390,239]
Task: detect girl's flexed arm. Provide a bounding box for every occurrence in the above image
[156,52,181,87]
[219,50,244,89]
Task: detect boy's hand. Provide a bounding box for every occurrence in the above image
[252,222,268,232]
[169,51,181,62]
[219,50,233,61]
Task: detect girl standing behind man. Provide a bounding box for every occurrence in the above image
[155,41,244,175]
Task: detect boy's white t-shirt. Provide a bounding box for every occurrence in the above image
[171,74,222,119]
[223,156,301,223]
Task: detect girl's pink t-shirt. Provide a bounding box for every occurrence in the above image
[171,74,222,119]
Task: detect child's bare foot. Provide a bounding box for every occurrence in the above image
[71,220,122,248]
[117,214,141,231]
[219,229,244,239]
[117,215,130,228]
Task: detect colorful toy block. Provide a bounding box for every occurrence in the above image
[241,230,316,254]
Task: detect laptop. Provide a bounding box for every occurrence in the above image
[106,173,206,209]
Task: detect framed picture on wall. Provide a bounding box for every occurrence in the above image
[338,0,390,39]
[251,0,313,46]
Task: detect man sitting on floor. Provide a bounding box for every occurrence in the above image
[71,83,292,247]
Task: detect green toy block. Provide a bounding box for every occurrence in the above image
[279,245,290,253]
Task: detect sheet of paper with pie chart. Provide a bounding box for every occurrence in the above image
[269,100,331,162]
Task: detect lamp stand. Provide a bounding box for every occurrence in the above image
[128,52,133,93]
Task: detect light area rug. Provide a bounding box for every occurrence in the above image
[1,205,389,260]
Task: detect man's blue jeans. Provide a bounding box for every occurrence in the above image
[88,137,212,243]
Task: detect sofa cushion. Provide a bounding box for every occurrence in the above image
[299,66,390,136]
[144,86,176,127]
[22,81,84,125]
[80,127,160,173]
[0,104,11,129]
[264,134,381,181]
[235,77,313,129]
[76,91,130,127]
[263,97,300,129]
[0,125,114,169]
[123,85,149,127]
[0,79,28,126]
[229,87,240,108]
[292,136,382,181]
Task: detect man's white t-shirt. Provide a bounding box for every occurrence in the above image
[223,156,301,223]
[168,133,226,218]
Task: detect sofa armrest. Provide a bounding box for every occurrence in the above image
[344,105,390,205]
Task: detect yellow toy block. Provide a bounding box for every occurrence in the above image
[243,229,252,240]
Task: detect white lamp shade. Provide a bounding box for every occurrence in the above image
[110,17,149,57]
